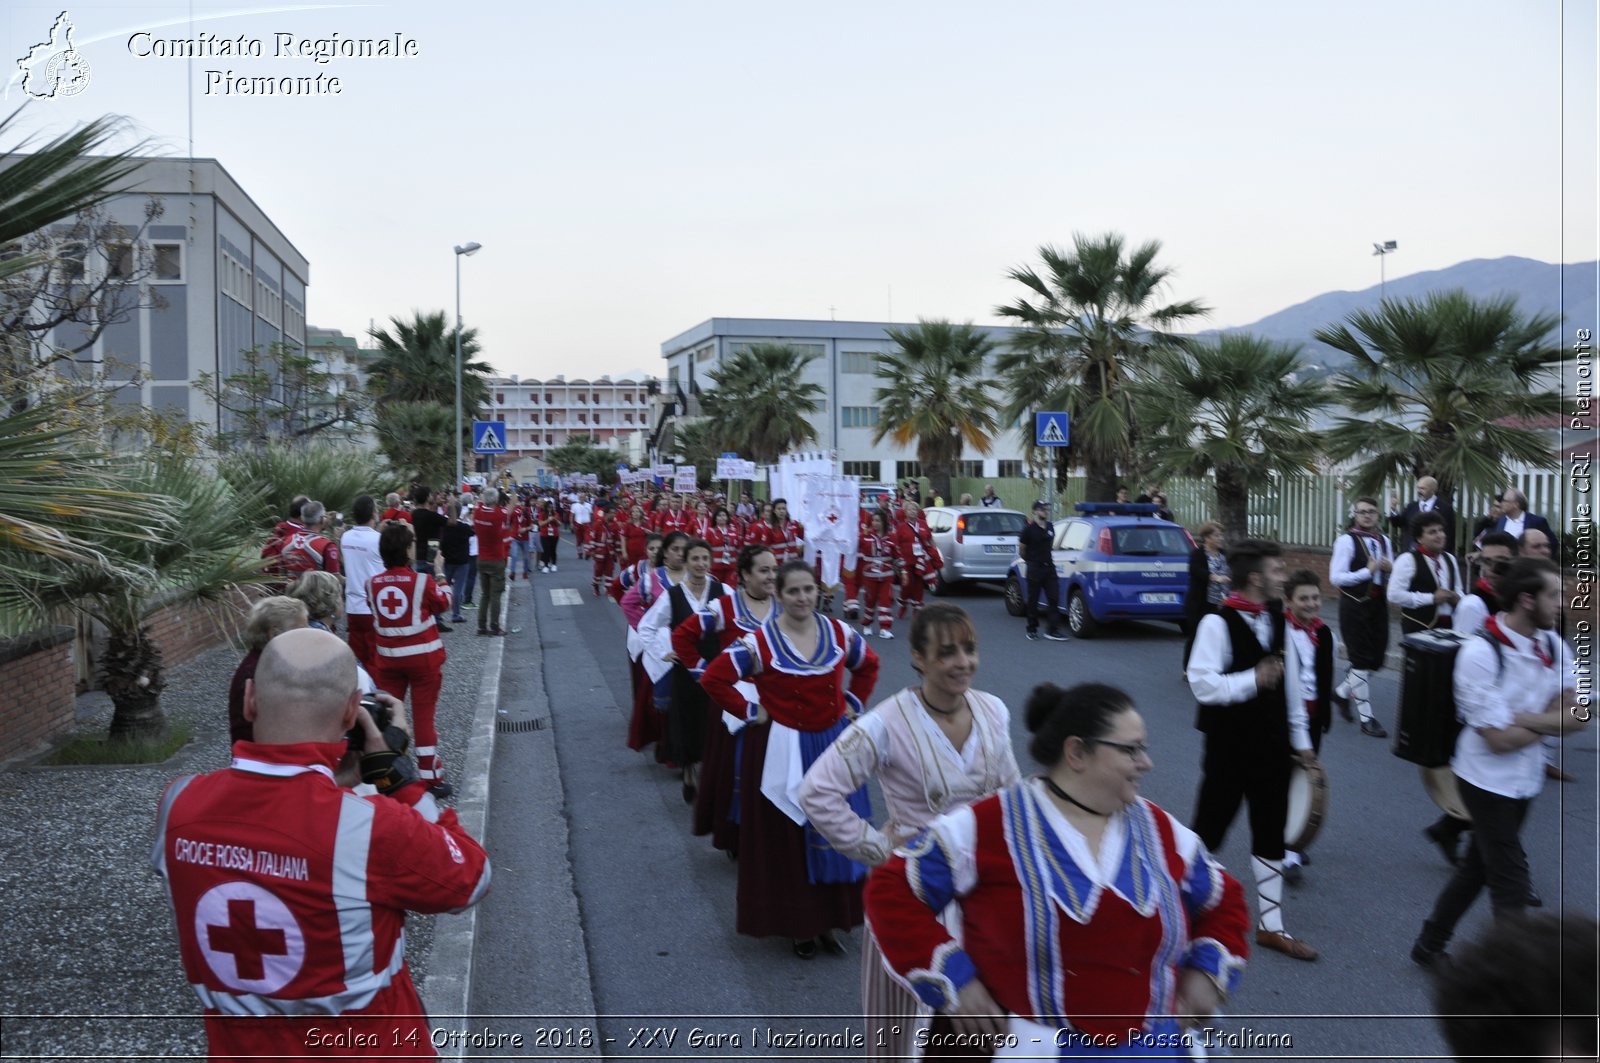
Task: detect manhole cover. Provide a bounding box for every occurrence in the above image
[497,717,549,733]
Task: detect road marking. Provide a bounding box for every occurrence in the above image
[549,589,583,606]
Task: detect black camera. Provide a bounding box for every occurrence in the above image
[348,694,410,755]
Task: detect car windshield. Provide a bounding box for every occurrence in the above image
[964,512,1025,536]
[1111,526,1190,556]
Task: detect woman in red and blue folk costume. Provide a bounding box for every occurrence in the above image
[705,506,743,588]
[700,560,880,958]
[673,545,778,855]
[620,532,690,759]
[638,538,727,802]
[865,682,1250,1059]
[893,500,942,621]
[856,508,904,639]
[588,504,619,597]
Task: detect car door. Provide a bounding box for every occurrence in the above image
[1054,520,1092,608]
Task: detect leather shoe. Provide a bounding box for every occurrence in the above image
[818,931,846,955]
[1361,718,1388,739]
[428,781,455,800]
[1423,822,1461,867]
[1525,887,1543,908]
[1545,763,1575,782]
[1255,929,1318,961]
[1283,862,1304,885]
[1331,688,1354,722]
[792,938,817,960]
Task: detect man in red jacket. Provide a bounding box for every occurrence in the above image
[152,627,490,1060]
[472,488,510,635]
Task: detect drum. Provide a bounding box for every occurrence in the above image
[1285,760,1329,852]
[1421,765,1471,821]
[1394,629,1469,768]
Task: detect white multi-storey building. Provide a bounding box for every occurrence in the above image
[484,374,658,473]
[658,317,1035,483]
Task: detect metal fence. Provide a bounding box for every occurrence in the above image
[944,465,1580,548]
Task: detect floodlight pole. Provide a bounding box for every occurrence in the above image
[453,241,482,489]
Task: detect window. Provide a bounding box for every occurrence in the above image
[841,406,879,429]
[926,511,954,532]
[841,351,877,374]
[966,512,1026,536]
[578,412,588,424]
[220,250,251,308]
[1060,522,1093,551]
[545,393,553,404]
[577,393,586,403]
[842,461,880,480]
[530,393,539,404]
[152,242,183,282]
[58,241,86,283]
[107,243,134,279]
[545,433,554,445]
[592,393,600,404]
[495,393,505,405]
[896,461,923,481]
[623,393,632,403]
[997,460,1024,478]
[695,345,715,363]
[955,460,983,478]
[625,412,634,424]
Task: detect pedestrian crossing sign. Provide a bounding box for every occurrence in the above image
[472,420,507,454]
[1034,412,1070,447]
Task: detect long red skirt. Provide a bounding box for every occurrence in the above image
[625,656,664,757]
[693,706,740,854]
[735,721,864,939]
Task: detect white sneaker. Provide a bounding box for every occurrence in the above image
[878,629,894,640]
[549,565,557,572]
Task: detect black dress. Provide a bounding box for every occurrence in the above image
[663,580,723,766]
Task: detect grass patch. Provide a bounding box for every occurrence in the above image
[46,721,194,765]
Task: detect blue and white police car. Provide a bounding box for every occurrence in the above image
[1004,502,1193,637]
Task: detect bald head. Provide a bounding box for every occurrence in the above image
[246,628,359,744]
[1520,528,1552,559]
[1417,477,1437,499]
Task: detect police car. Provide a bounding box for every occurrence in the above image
[1004,503,1192,637]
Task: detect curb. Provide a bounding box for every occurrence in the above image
[421,579,509,1055]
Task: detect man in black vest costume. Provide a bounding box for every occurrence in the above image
[1280,569,1335,885]
[1330,497,1393,738]
[1188,539,1319,961]
[1388,511,1464,635]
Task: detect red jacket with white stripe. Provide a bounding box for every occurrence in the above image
[368,567,451,668]
[152,740,491,1058]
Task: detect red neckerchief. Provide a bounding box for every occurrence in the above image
[1221,593,1267,615]
[1474,577,1495,598]
[1286,611,1325,639]
[1348,524,1385,546]
[1485,615,1553,667]
[1417,546,1439,559]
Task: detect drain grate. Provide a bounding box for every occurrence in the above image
[496,717,549,733]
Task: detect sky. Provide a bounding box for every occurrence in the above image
[5,0,1597,381]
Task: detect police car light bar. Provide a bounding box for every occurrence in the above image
[1074,502,1162,516]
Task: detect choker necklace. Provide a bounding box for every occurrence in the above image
[916,688,965,718]
[1042,776,1107,817]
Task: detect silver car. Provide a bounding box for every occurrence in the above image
[922,506,1029,591]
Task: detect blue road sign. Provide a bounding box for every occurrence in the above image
[472,420,508,454]
[1034,411,1070,447]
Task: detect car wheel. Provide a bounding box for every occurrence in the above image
[1004,574,1025,617]
[1066,589,1099,638]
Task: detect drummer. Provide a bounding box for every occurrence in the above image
[1281,569,1335,884]
[1188,539,1319,961]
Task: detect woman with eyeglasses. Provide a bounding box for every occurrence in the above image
[865,682,1251,1058]
[799,602,1019,1059]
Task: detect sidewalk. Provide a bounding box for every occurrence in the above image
[0,585,513,1061]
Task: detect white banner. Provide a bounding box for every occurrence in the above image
[674,466,698,492]
[738,460,758,480]
[653,463,675,481]
[715,455,742,479]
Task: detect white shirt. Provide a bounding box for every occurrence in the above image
[1330,531,1390,588]
[1452,594,1491,636]
[1187,608,1311,752]
[572,501,593,526]
[1388,551,1462,619]
[1502,513,1526,538]
[1452,620,1576,799]
[339,525,383,615]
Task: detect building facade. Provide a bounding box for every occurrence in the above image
[33,158,309,438]
[658,317,1035,483]
[483,374,657,473]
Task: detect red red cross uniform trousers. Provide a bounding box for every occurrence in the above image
[152,742,491,1060]
[369,567,452,785]
[855,530,903,635]
[589,515,619,597]
[893,516,940,619]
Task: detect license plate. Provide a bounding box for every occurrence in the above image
[1141,592,1179,604]
[983,544,1011,554]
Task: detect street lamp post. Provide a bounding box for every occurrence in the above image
[453,241,482,490]
[1372,240,1397,301]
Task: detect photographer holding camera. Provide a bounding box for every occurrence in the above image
[152,628,491,1060]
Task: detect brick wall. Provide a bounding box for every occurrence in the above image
[0,627,77,761]
[142,587,258,672]
[1282,546,1333,589]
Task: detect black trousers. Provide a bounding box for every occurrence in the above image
[1025,565,1062,633]
[1419,776,1532,949]
[1338,590,1389,670]
[539,535,559,566]
[1193,738,1290,862]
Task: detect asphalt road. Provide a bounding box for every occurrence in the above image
[478,554,1598,1062]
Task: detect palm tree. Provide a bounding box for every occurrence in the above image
[700,344,825,464]
[995,233,1208,500]
[669,418,728,486]
[1314,290,1565,514]
[366,311,493,411]
[873,319,1000,502]
[1134,335,1329,540]
[374,401,456,489]
[5,454,270,740]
